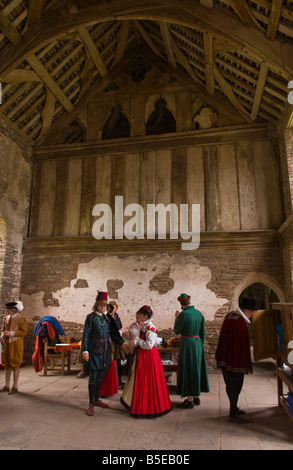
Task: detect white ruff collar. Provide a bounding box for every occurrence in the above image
[236,305,251,324]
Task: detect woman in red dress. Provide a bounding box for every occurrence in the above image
[120,305,172,418]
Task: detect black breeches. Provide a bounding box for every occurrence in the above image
[222,367,244,417]
[88,369,106,405]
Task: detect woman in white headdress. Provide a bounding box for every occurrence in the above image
[0,301,27,394]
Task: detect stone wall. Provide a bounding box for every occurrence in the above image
[21,237,284,368]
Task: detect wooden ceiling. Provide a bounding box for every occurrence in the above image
[0,0,292,146]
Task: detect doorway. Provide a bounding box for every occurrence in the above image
[239,282,280,310]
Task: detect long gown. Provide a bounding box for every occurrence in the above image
[174,305,210,397]
[121,319,172,418]
[100,360,118,396]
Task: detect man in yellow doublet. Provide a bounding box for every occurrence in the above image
[0,301,27,394]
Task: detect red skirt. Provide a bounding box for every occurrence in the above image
[121,347,172,418]
[100,360,118,397]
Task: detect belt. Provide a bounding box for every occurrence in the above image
[180,335,199,338]
[91,337,108,366]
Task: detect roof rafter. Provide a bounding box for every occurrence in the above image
[159,21,177,69]
[37,45,144,146]
[0,0,291,141]
[0,0,291,79]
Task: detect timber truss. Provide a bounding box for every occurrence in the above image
[0,0,292,145]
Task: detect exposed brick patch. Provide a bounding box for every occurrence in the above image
[107,279,124,298]
[43,291,60,307]
[149,268,175,294]
[74,279,89,288]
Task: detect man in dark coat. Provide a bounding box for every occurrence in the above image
[216,296,257,423]
[82,291,127,416]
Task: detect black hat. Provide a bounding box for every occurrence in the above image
[4,301,24,312]
[240,297,257,311]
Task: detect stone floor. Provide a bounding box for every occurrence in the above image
[0,361,293,451]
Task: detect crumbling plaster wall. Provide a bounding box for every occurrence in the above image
[21,252,228,330]
[21,243,284,367]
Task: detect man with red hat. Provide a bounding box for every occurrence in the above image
[82,291,128,416]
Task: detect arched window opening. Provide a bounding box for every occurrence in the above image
[102,104,130,140]
[146,98,176,135]
[239,282,280,310]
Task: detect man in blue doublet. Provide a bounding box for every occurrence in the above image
[82,291,127,416]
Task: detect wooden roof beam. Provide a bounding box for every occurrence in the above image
[143,45,251,124]
[176,0,293,78]
[134,20,165,60]
[22,0,45,33]
[0,9,74,114]
[112,20,130,67]
[77,25,108,78]
[159,22,177,69]
[0,0,291,79]
[214,66,250,117]
[200,0,213,8]
[36,45,144,146]
[266,0,283,40]
[224,0,264,31]
[203,31,215,95]
[0,69,41,83]
[251,62,269,121]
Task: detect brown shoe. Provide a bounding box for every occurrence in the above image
[0,386,10,392]
[8,387,18,394]
[86,406,94,416]
[93,399,109,408]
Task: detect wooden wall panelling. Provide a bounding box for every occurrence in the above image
[253,140,282,229]
[235,140,259,230]
[172,147,188,204]
[125,153,141,206]
[187,146,205,232]
[155,149,172,236]
[155,149,172,205]
[38,160,57,237]
[111,154,126,238]
[140,151,156,232]
[176,90,192,131]
[217,143,240,231]
[64,158,82,236]
[124,152,142,237]
[203,145,220,231]
[79,156,96,235]
[87,102,103,141]
[53,159,68,236]
[29,160,42,237]
[131,95,146,137]
[172,147,187,238]
[95,155,112,206]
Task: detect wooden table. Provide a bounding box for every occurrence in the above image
[44,342,80,375]
[157,346,179,384]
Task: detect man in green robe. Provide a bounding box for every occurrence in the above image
[174,293,210,408]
